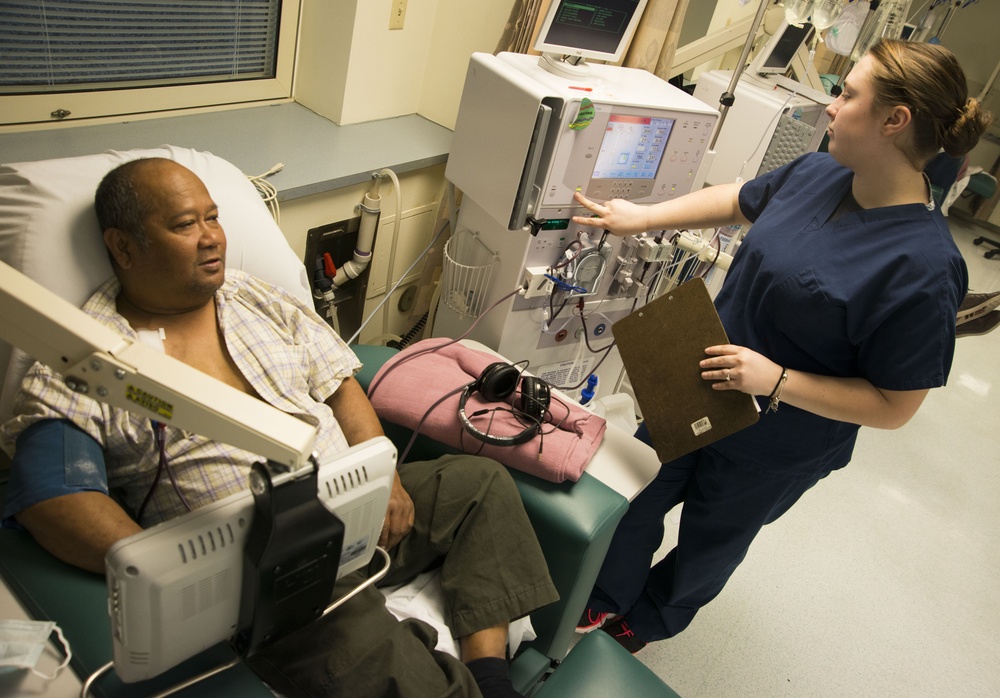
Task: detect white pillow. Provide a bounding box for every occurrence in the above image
[0,145,310,426]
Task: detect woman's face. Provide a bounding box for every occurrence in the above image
[824,55,889,169]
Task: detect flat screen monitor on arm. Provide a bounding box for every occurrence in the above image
[748,19,815,77]
[533,0,649,77]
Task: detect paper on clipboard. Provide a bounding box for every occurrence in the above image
[613,278,758,463]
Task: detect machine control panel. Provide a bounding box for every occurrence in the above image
[536,103,716,220]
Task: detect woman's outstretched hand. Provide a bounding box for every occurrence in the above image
[571,191,651,237]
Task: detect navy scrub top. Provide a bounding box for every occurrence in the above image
[708,153,967,477]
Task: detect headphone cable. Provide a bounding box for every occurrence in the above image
[367,286,524,400]
[398,385,466,463]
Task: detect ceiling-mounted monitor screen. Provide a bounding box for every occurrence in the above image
[752,20,815,75]
[533,0,649,64]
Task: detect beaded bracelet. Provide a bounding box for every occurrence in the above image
[766,368,788,414]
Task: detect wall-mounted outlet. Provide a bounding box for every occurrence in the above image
[389,0,407,30]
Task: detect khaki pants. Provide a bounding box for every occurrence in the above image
[249,455,558,698]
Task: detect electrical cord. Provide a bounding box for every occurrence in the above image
[551,239,583,269]
[698,232,723,279]
[366,286,524,399]
[247,163,283,224]
[737,44,820,182]
[348,216,450,346]
[136,422,192,526]
[379,168,403,338]
[398,385,467,463]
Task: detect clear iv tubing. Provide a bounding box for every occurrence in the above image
[542,312,576,336]
[557,303,614,395]
[348,212,449,346]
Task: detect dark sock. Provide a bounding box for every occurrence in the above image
[465,657,523,698]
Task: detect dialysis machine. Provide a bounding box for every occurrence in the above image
[693,21,832,187]
[433,49,719,398]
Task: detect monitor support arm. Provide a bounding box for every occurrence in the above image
[0,261,317,470]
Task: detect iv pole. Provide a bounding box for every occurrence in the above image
[709,0,773,152]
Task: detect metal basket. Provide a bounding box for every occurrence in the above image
[441,230,499,318]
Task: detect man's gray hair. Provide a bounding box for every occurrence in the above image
[94,158,164,250]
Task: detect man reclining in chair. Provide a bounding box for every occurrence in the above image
[0,157,558,698]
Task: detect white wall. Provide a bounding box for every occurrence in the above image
[418,0,515,130]
[339,0,437,125]
[295,0,514,128]
[292,2,356,125]
[686,0,764,81]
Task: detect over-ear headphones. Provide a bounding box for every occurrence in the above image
[458,362,551,446]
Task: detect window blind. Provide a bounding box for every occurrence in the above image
[0,0,282,94]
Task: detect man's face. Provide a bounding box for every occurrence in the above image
[112,161,227,313]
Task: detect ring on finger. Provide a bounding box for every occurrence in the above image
[725,369,731,381]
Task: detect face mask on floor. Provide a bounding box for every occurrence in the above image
[0,619,72,680]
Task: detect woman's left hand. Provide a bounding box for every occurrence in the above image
[700,344,782,397]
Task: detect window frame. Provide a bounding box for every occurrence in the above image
[0,0,301,128]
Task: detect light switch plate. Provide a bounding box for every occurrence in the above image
[389,0,407,30]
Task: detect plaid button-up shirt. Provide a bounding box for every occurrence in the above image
[2,270,360,525]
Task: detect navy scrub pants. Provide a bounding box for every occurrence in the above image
[587,423,828,642]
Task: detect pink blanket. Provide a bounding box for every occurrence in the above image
[367,339,606,483]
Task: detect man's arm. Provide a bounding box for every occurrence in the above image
[324,376,385,446]
[3,419,141,573]
[15,493,141,574]
[324,376,414,549]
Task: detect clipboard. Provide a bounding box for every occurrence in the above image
[613,278,759,463]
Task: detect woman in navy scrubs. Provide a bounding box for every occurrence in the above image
[571,39,993,651]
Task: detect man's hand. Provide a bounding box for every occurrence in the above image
[379,471,414,550]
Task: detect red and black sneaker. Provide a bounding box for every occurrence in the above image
[575,608,616,634]
[601,616,647,654]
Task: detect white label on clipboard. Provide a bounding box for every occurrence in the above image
[691,416,712,436]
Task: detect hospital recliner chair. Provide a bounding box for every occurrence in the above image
[0,147,677,697]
